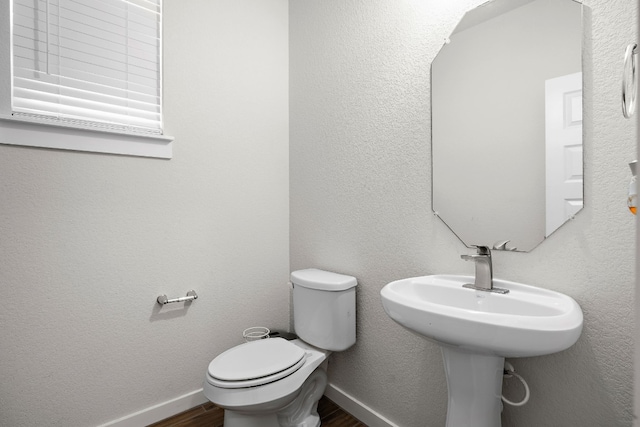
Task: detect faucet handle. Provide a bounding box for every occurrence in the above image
[461,245,491,261]
[492,240,517,251]
[471,245,491,255]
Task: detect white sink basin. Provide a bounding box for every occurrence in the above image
[380,274,583,357]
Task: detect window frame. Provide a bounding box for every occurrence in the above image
[0,0,173,159]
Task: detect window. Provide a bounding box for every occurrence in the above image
[0,0,172,158]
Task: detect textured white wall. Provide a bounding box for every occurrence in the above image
[0,1,289,426]
[290,0,636,426]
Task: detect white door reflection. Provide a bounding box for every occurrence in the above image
[545,72,583,236]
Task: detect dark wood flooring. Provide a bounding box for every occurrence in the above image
[148,395,366,427]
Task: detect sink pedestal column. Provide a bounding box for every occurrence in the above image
[441,346,504,427]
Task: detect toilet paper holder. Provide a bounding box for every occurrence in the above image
[157,290,198,305]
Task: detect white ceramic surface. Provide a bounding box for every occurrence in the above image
[203,339,329,427]
[380,274,583,357]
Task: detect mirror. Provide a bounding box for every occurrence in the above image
[431,0,585,252]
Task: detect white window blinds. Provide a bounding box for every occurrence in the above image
[12,0,162,135]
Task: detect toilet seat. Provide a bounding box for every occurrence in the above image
[207,338,307,389]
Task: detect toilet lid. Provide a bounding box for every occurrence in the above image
[207,338,307,388]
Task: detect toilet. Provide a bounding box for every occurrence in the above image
[203,268,357,427]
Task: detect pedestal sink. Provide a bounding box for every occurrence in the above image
[380,274,583,427]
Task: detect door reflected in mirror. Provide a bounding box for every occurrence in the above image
[431,0,585,252]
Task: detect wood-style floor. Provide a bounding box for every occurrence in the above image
[148,395,366,427]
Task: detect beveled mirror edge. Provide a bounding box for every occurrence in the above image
[429,0,589,252]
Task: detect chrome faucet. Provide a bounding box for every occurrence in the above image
[461,246,509,294]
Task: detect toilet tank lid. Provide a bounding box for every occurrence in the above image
[291,268,357,291]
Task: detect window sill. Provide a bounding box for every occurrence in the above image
[0,114,174,159]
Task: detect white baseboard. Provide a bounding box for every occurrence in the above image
[97,384,394,427]
[324,383,399,427]
[97,389,208,427]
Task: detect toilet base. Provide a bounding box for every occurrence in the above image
[224,411,280,427]
[222,367,327,427]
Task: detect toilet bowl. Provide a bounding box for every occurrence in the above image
[203,338,329,427]
[202,268,357,427]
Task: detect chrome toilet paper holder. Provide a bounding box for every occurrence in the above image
[157,290,198,305]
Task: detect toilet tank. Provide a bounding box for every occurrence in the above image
[291,268,357,351]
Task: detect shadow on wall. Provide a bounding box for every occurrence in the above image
[502,333,622,426]
[149,298,195,322]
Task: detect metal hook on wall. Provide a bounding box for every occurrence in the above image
[622,43,637,118]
